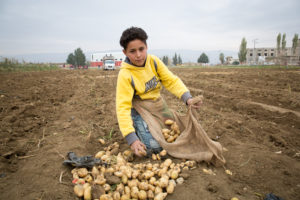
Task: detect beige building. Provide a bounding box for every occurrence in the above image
[246,39,300,65]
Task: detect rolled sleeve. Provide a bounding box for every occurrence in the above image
[125,132,139,145]
[181,91,192,105]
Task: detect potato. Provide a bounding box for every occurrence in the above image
[122,174,128,184]
[169,179,176,187]
[128,179,139,188]
[154,192,167,200]
[74,184,84,197]
[77,168,89,178]
[121,194,131,200]
[100,166,106,173]
[101,155,111,162]
[114,171,123,177]
[169,130,175,136]
[170,170,179,180]
[124,186,131,195]
[146,163,153,170]
[166,183,174,194]
[167,136,175,143]
[185,160,196,168]
[132,170,140,179]
[83,185,92,200]
[138,182,149,191]
[92,166,100,178]
[112,191,121,200]
[99,138,106,145]
[84,174,93,183]
[171,122,180,134]
[106,167,115,173]
[94,175,106,185]
[100,194,113,200]
[154,186,163,194]
[95,151,106,159]
[147,190,154,199]
[138,190,147,200]
[163,159,172,168]
[162,128,171,134]
[169,163,175,169]
[73,173,79,179]
[123,150,134,162]
[130,186,139,199]
[165,119,174,125]
[163,133,169,139]
[116,154,127,166]
[71,168,78,174]
[156,154,161,161]
[158,167,168,177]
[138,150,147,156]
[149,177,156,185]
[152,153,157,160]
[225,169,233,175]
[148,184,155,192]
[153,180,159,187]
[103,184,111,192]
[143,170,154,180]
[116,183,125,194]
[159,177,169,188]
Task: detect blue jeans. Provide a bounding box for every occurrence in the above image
[131,108,162,155]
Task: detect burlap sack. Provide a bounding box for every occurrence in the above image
[132,96,226,165]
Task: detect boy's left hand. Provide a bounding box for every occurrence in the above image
[187,97,202,109]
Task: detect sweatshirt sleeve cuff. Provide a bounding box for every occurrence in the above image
[125,132,139,145]
[181,91,192,105]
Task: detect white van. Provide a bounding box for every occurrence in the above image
[103,59,115,70]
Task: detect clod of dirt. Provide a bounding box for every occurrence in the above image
[179,172,190,179]
[92,185,105,199]
[206,183,218,193]
[269,135,286,147]
[110,147,119,155]
[176,177,184,184]
[105,175,121,185]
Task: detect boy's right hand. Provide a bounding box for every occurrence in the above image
[131,140,147,157]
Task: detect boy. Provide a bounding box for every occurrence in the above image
[116,27,201,157]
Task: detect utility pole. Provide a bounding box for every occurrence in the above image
[253,39,258,64]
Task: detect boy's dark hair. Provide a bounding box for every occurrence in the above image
[120,27,148,50]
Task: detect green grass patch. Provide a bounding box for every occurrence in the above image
[0,57,60,72]
[103,128,114,140]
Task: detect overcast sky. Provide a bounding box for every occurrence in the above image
[0,0,299,55]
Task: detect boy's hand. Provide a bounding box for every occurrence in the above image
[187,97,203,109]
[131,140,147,157]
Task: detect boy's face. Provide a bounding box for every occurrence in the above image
[123,39,147,67]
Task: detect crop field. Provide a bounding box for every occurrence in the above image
[0,67,299,200]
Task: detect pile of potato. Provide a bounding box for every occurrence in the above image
[161,119,181,143]
[71,142,196,200]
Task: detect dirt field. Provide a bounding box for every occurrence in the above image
[0,67,299,200]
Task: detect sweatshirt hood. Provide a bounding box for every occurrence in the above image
[120,54,150,70]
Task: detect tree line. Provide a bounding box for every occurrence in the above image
[66,48,86,68]
[277,33,298,54]
[236,33,299,64]
[68,34,299,68]
[162,52,210,66]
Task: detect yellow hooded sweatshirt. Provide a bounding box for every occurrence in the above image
[116,54,191,142]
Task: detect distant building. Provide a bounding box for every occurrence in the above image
[246,39,300,65]
[90,52,125,68]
